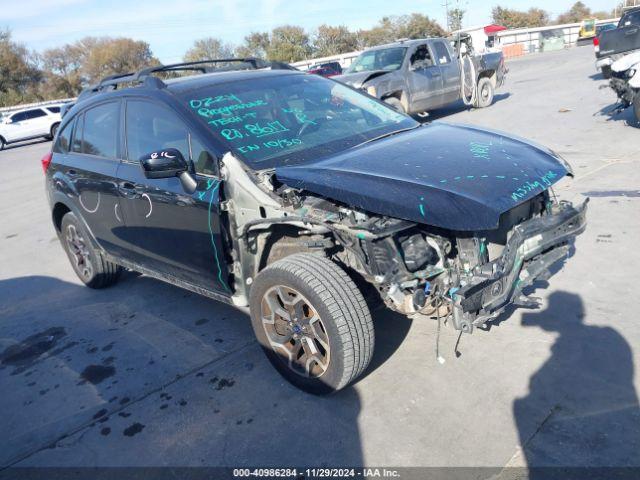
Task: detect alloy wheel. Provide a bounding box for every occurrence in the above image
[260,285,330,378]
[65,224,93,280]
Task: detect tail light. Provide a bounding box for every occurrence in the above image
[593,36,599,53]
[41,151,53,173]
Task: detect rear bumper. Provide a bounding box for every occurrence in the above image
[451,199,588,332]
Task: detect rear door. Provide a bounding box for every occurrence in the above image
[60,101,125,255]
[407,42,444,112]
[115,97,231,293]
[432,40,461,105]
[27,108,51,136]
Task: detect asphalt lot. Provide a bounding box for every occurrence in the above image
[1,46,639,473]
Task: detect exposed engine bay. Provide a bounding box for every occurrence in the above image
[218,153,588,334]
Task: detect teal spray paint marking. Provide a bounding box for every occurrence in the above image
[204,179,231,293]
[418,196,425,217]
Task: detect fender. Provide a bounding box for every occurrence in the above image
[49,189,103,252]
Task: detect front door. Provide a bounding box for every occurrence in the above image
[407,43,444,112]
[432,40,461,105]
[115,98,231,294]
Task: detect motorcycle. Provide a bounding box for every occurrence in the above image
[608,51,640,122]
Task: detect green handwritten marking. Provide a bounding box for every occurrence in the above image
[512,177,519,181]
[197,191,206,201]
[510,170,559,202]
[418,196,425,217]
[496,175,506,179]
[481,174,488,178]
[206,180,230,293]
[356,232,366,240]
[454,176,461,181]
[440,179,447,183]
[467,175,475,179]
[479,241,486,256]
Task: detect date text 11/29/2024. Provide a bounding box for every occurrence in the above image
[232,468,401,478]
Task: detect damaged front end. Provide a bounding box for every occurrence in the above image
[219,152,587,334]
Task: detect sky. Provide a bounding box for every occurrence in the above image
[2,0,617,63]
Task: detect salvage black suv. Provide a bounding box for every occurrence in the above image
[44,59,587,394]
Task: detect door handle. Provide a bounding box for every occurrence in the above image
[118,181,139,197]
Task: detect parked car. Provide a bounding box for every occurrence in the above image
[307,61,343,77]
[0,104,61,150]
[333,37,506,114]
[0,104,63,150]
[44,59,586,394]
[595,7,640,78]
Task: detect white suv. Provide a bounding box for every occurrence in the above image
[0,105,64,150]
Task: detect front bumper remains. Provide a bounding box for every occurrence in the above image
[451,199,588,332]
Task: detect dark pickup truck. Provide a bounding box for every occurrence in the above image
[596,7,640,78]
[334,37,506,114]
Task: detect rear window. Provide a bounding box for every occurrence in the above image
[620,10,640,27]
[25,109,47,120]
[54,119,73,153]
[81,102,119,158]
[46,106,61,113]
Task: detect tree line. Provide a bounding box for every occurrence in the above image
[0,2,620,107]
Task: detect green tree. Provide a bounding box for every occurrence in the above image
[40,43,84,98]
[81,37,159,84]
[313,25,358,57]
[266,25,312,62]
[0,30,42,106]
[491,6,550,28]
[356,13,446,48]
[235,31,270,58]
[184,37,234,61]
[556,1,592,24]
[448,8,465,31]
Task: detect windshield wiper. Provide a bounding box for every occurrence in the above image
[350,124,422,149]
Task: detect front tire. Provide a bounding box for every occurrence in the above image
[474,77,495,108]
[60,212,121,288]
[249,253,374,395]
[384,97,405,113]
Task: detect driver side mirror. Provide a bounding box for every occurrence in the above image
[139,148,197,193]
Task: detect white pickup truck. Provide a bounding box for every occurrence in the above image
[0,105,64,150]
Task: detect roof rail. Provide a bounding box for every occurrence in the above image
[78,58,296,100]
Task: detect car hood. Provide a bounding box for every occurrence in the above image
[333,70,391,89]
[612,50,640,72]
[275,122,570,231]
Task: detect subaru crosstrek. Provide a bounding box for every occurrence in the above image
[44,59,587,394]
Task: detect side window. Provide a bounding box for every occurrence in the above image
[46,106,61,114]
[82,102,119,158]
[71,114,84,153]
[54,119,74,153]
[410,45,433,69]
[433,42,451,65]
[11,112,27,123]
[24,109,47,120]
[125,100,190,162]
[191,135,217,176]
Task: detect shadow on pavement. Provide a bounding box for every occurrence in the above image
[513,291,640,473]
[420,93,512,123]
[0,138,51,152]
[0,273,416,466]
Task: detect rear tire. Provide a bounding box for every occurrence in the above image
[48,123,60,140]
[474,77,494,108]
[60,212,121,288]
[249,253,374,395]
[384,97,405,113]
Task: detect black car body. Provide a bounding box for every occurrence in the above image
[44,59,587,394]
[595,8,640,77]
